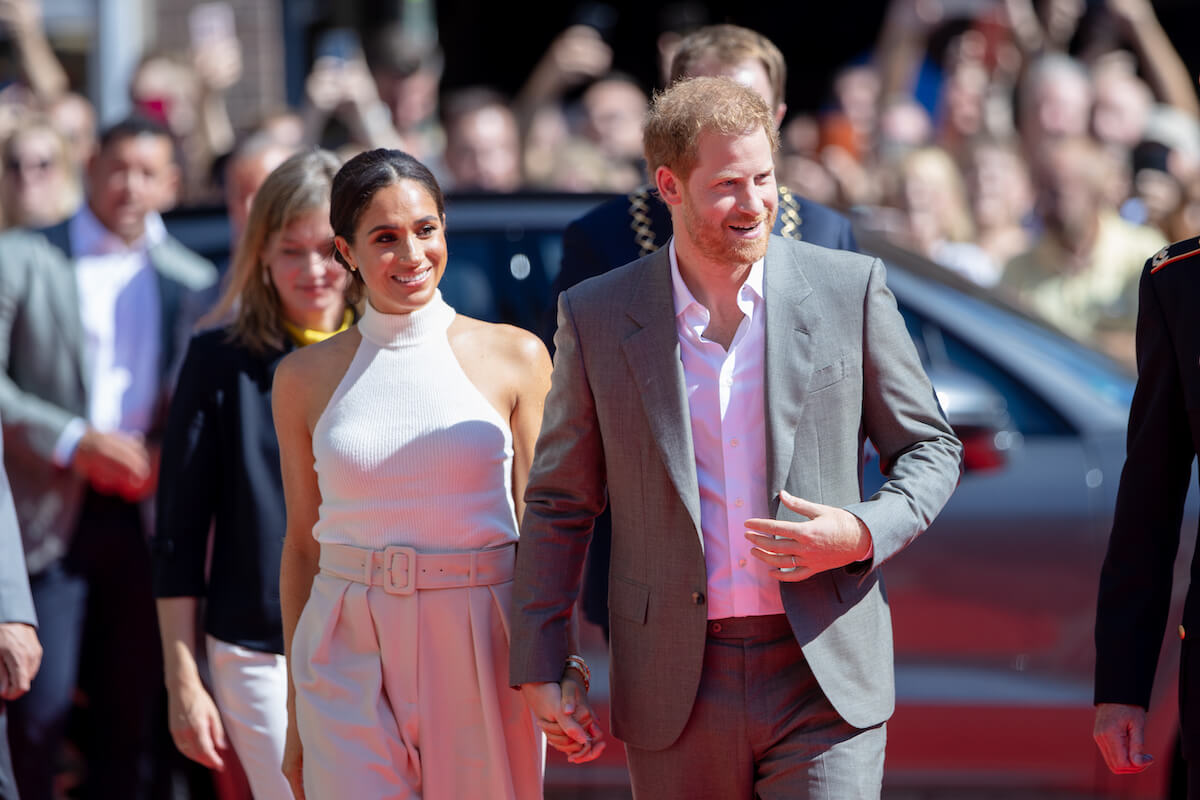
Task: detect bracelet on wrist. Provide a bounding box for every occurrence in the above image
[564,653,590,693]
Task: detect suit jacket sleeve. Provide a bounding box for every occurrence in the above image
[510,289,609,687]
[0,423,36,626]
[1094,263,1192,708]
[842,258,963,567]
[152,334,221,598]
[0,243,77,466]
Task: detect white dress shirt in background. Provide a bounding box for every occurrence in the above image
[52,205,165,466]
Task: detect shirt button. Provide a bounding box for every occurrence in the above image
[721,375,733,387]
[735,498,744,508]
[692,591,706,605]
[730,438,739,448]
[738,558,746,568]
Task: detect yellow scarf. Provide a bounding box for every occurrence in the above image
[282,308,354,347]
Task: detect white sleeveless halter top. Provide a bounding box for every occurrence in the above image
[311,291,518,551]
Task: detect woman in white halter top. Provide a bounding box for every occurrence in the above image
[272,149,600,799]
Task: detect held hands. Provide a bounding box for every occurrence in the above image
[744,490,873,581]
[1094,702,1155,774]
[519,672,606,764]
[167,678,228,770]
[0,622,41,700]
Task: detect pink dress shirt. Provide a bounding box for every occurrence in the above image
[668,241,784,620]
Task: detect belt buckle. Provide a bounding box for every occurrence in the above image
[383,546,418,595]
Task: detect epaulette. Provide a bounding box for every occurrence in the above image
[1150,235,1200,274]
[778,184,803,241]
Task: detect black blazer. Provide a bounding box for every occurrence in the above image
[1095,235,1200,749]
[152,328,292,654]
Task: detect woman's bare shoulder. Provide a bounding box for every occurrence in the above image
[450,315,549,369]
[274,327,362,417]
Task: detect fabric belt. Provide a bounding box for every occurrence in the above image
[706,614,793,640]
[318,541,515,595]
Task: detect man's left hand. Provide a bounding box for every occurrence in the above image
[744,490,872,581]
[0,622,41,700]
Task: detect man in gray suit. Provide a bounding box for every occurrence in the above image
[0,116,217,800]
[510,77,962,799]
[0,421,41,800]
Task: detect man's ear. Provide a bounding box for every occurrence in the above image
[655,165,683,207]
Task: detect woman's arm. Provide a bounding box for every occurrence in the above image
[151,337,226,768]
[157,597,227,769]
[273,353,324,800]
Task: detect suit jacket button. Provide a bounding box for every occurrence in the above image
[692,591,705,605]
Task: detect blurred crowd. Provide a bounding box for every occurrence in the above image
[0,0,1189,365]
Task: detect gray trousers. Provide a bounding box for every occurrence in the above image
[624,615,885,800]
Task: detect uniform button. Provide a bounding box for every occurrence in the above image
[729,438,739,448]
[692,591,705,605]
[711,622,723,633]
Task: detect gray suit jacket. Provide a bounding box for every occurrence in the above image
[510,236,962,751]
[0,219,217,574]
[0,424,35,628]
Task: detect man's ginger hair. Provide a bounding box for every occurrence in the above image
[643,76,779,183]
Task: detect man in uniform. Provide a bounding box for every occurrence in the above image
[546,24,858,636]
[1094,232,1200,794]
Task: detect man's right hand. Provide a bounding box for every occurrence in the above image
[71,429,152,500]
[1094,702,1155,774]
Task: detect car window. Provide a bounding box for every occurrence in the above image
[898,305,1073,437]
[446,231,554,330]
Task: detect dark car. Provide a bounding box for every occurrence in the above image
[164,194,1191,798]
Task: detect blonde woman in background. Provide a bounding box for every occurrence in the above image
[152,149,355,800]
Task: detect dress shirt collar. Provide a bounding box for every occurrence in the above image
[668,237,765,327]
[69,201,166,258]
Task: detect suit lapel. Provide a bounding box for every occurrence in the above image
[149,239,183,378]
[39,220,90,388]
[763,239,817,513]
[619,252,703,536]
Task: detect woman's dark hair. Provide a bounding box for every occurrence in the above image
[329,148,445,270]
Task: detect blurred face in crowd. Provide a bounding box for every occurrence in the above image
[375,66,440,132]
[226,143,294,240]
[263,205,347,331]
[87,132,179,243]
[582,79,649,162]
[967,143,1033,231]
[131,58,200,137]
[1023,71,1091,151]
[1091,69,1151,151]
[665,127,778,268]
[47,93,97,172]
[334,178,447,315]
[688,56,785,127]
[444,105,522,192]
[1037,141,1101,242]
[2,125,74,227]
